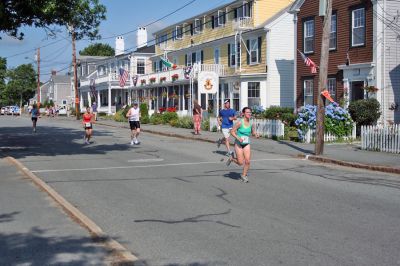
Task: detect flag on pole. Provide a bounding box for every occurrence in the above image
[119,68,129,87]
[321,90,335,103]
[184,66,192,79]
[298,50,318,74]
[161,57,177,69]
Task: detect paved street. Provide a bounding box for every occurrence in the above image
[1,116,400,266]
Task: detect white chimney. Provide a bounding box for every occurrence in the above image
[136,27,147,49]
[115,36,125,56]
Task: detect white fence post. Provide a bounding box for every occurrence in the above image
[361,124,400,154]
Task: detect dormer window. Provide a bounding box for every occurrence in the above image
[194,19,203,34]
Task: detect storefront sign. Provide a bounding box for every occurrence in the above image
[198,71,219,94]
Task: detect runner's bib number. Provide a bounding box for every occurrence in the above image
[241,136,249,144]
[85,122,92,127]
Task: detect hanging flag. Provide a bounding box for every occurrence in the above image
[298,50,318,74]
[161,57,177,69]
[184,66,192,79]
[119,68,129,87]
[321,90,335,103]
[132,75,138,86]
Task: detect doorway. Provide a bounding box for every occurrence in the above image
[351,81,364,101]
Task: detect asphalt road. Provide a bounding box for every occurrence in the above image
[1,116,400,266]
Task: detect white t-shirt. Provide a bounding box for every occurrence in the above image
[128,107,140,122]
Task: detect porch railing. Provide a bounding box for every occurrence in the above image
[232,17,253,30]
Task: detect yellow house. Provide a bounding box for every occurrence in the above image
[133,0,294,115]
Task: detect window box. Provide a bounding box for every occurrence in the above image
[171,74,179,81]
[140,79,146,85]
[160,77,166,83]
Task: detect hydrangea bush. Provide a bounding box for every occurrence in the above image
[295,103,353,140]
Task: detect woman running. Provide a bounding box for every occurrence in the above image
[82,107,94,144]
[30,104,39,133]
[226,107,259,183]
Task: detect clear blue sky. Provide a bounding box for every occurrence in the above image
[0,0,232,80]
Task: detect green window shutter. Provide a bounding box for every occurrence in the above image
[258,36,262,63]
[246,40,250,65]
[227,43,231,66]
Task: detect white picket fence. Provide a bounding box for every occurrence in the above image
[209,117,285,138]
[361,124,400,154]
[303,125,357,144]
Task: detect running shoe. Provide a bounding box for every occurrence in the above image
[130,140,134,146]
[85,140,90,145]
[217,138,222,148]
[240,175,249,183]
[134,140,140,145]
[226,156,232,166]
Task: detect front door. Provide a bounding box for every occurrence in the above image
[351,81,364,101]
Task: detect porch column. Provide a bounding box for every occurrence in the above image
[88,91,92,107]
[343,78,350,109]
[240,81,248,110]
[128,89,132,105]
[108,85,112,115]
[80,93,84,110]
[97,91,101,107]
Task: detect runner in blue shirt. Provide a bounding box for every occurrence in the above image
[217,99,236,156]
[30,104,39,133]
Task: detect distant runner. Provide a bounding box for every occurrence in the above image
[226,107,259,183]
[126,100,141,145]
[30,104,39,133]
[82,107,94,144]
[217,99,236,156]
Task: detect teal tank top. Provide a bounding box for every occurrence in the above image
[236,118,252,145]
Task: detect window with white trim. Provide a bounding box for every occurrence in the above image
[137,58,145,74]
[186,53,192,66]
[304,19,314,54]
[304,79,314,106]
[327,78,336,101]
[329,14,337,50]
[250,39,258,64]
[248,82,260,107]
[176,26,183,39]
[194,19,203,34]
[214,48,220,64]
[217,10,226,26]
[230,43,236,66]
[352,8,365,47]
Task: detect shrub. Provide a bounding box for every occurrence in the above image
[201,118,210,131]
[251,105,265,118]
[140,103,149,118]
[150,113,163,124]
[161,111,178,124]
[141,115,150,124]
[170,116,193,129]
[264,106,294,120]
[348,99,381,126]
[295,103,353,140]
[114,105,130,122]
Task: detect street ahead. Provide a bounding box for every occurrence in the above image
[1,116,400,266]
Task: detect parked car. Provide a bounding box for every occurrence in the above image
[1,107,6,115]
[7,106,20,115]
[58,106,67,115]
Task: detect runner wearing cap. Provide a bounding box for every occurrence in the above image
[217,99,236,156]
[126,101,141,145]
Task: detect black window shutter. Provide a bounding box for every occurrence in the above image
[246,40,250,65]
[159,60,163,71]
[185,54,188,66]
[234,9,237,19]
[201,50,204,64]
[192,52,196,63]
[211,16,215,29]
[258,36,262,63]
[190,23,194,36]
[237,42,241,67]
[227,44,231,66]
[153,62,156,72]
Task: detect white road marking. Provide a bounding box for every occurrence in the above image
[31,158,303,173]
[127,158,164,163]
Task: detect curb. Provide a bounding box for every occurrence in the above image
[5,156,139,266]
[299,154,400,175]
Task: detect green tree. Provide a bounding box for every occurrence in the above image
[79,43,114,56]
[0,0,106,40]
[0,57,7,105]
[4,64,36,106]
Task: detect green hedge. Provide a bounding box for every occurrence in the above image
[348,99,381,126]
[264,106,296,126]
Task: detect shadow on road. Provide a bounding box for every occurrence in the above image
[0,125,132,160]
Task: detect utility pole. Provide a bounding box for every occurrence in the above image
[71,29,80,120]
[315,0,332,155]
[36,48,40,107]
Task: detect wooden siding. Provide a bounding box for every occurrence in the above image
[254,0,293,25]
[296,0,374,107]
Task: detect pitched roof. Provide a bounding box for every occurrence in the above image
[51,75,71,84]
[288,0,306,13]
[135,45,155,54]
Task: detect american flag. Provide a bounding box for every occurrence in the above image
[298,50,318,74]
[119,68,129,87]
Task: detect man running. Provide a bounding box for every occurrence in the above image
[126,100,141,145]
[217,99,236,156]
[30,104,39,133]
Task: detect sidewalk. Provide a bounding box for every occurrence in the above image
[0,158,111,265]
[94,118,400,174]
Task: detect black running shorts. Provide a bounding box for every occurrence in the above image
[129,121,140,130]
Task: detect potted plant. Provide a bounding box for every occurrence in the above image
[149,77,156,84]
[140,79,146,85]
[364,86,379,99]
[171,74,179,82]
[160,77,167,83]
